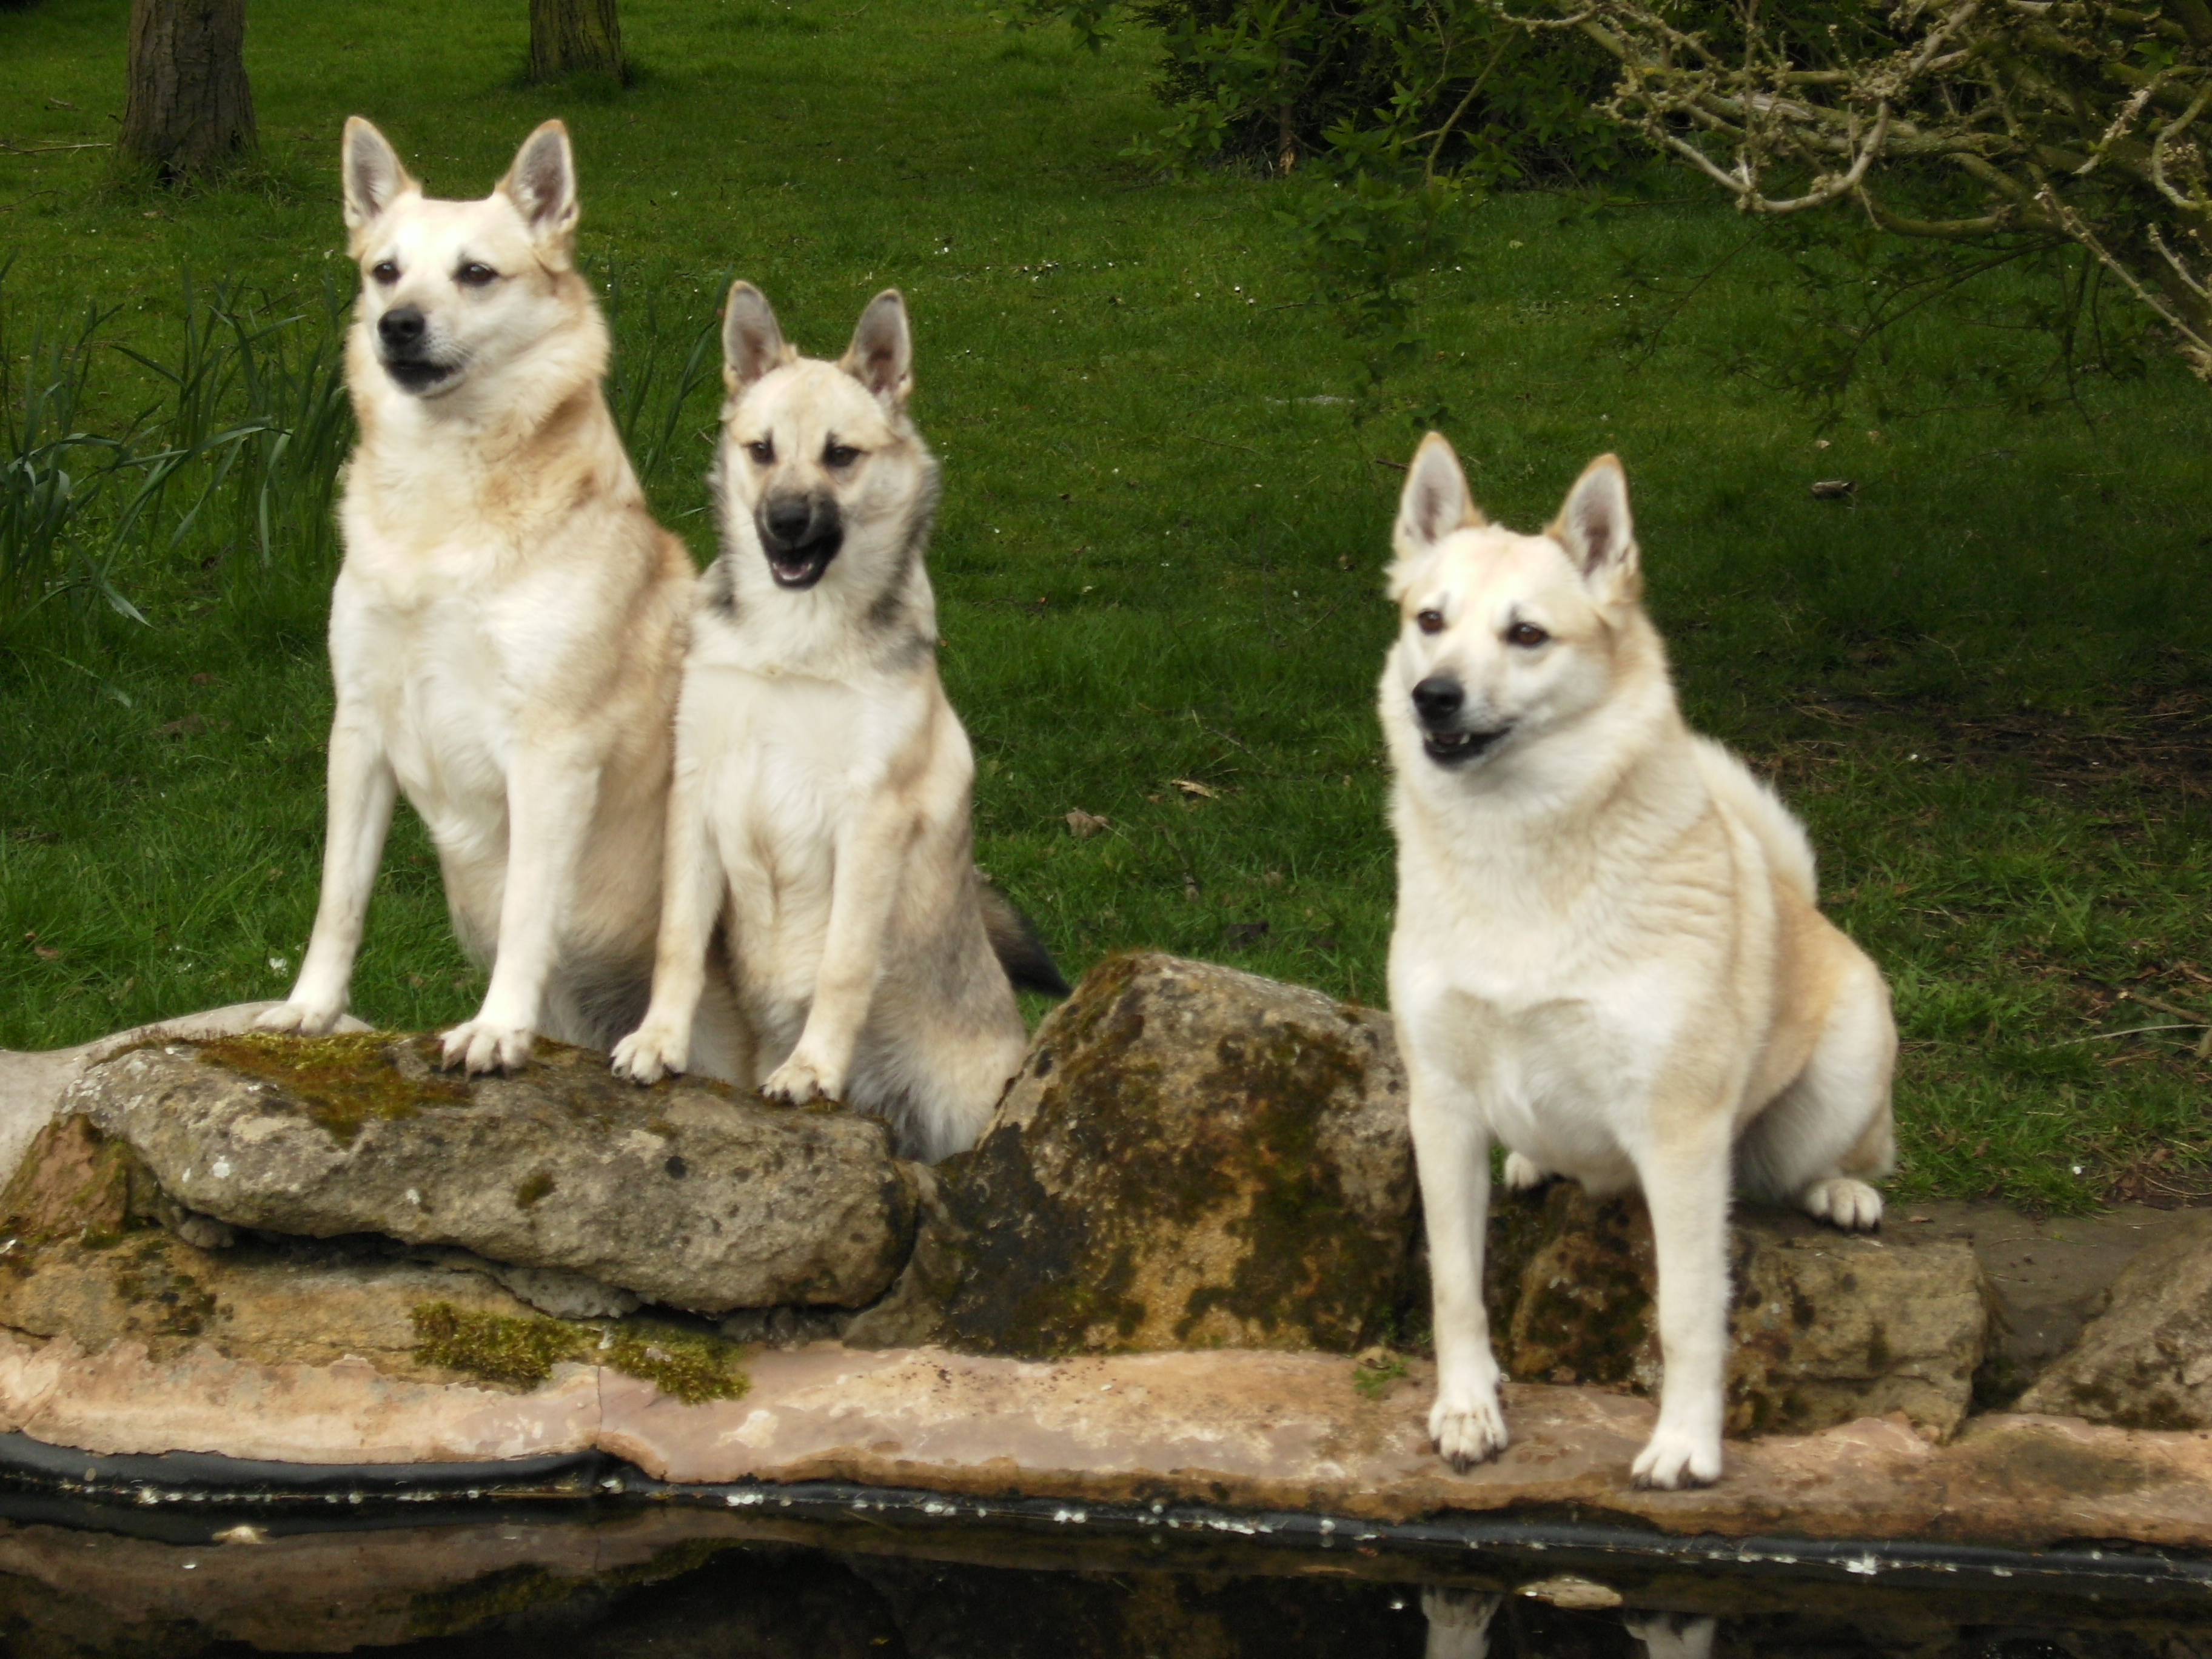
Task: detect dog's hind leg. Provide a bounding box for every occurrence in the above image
[1739,953,1896,1233]
[1501,1151,1552,1191]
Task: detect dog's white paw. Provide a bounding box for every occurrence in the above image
[1429,1379,1510,1472]
[1421,1588,1501,1659]
[762,1051,842,1106]
[440,1019,535,1075]
[1803,1175,1883,1231]
[1629,1421,1723,1490]
[1623,1613,1719,1659]
[1502,1151,1550,1192]
[611,1022,686,1085]
[254,999,344,1037]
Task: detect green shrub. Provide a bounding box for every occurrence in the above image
[1030,0,1634,184]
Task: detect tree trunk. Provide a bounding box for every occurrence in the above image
[529,0,625,82]
[119,0,256,181]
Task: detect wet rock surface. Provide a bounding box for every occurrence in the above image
[2017,1209,2212,1429]
[67,1033,919,1316]
[927,953,1416,1356]
[1484,1184,1989,1440]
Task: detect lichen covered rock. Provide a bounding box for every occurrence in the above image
[1487,1184,1989,1440]
[67,1033,919,1316]
[2018,1210,2212,1430]
[928,953,1416,1356]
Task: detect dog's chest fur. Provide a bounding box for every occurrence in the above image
[680,632,927,1009]
[1388,736,1755,1189]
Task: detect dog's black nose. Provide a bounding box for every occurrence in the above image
[1412,676,1464,728]
[762,495,814,548]
[378,307,426,352]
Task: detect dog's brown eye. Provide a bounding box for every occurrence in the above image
[822,442,859,468]
[370,260,399,284]
[455,262,498,287]
[745,439,774,464]
[1416,609,1446,635]
[1506,620,1550,649]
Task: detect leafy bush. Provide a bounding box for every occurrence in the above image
[1028,0,1635,184]
[1508,0,2212,384]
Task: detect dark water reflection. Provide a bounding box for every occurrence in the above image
[3,1506,2205,1658]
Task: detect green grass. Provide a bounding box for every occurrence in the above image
[3,0,2209,1213]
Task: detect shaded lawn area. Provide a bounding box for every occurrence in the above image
[1,0,2208,1211]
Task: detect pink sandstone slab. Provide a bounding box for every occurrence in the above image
[4,1327,2210,1552]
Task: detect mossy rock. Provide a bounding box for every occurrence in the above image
[1494,1182,1988,1440]
[65,1034,919,1316]
[931,953,1416,1357]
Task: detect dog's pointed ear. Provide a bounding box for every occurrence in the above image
[1551,454,1638,596]
[498,121,580,257]
[341,118,416,237]
[723,282,788,394]
[840,290,913,409]
[1394,433,1482,556]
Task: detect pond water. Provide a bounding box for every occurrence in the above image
[4,1488,2207,1658]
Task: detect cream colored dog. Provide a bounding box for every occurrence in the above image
[1381,435,1896,1489]
[260,118,745,1079]
[610,283,1061,1160]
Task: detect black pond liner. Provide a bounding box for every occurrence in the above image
[2,1429,2209,1611]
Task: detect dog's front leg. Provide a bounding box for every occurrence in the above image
[761,798,914,1106]
[258,711,397,1036]
[1629,1099,1736,1489]
[1410,1059,1509,1469]
[612,752,720,1086]
[441,743,598,1074]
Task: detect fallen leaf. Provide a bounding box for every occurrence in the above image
[1809,479,1857,501]
[155,714,206,739]
[33,945,61,962]
[1064,809,1109,840]
[1225,920,1270,949]
[1171,778,1220,800]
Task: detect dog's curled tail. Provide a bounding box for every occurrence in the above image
[979,882,1071,998]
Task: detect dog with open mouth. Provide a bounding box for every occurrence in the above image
[1379,434,1897,1490]
[259,118,748,1082]
[610,283,1065,1161]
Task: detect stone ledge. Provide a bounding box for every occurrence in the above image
[2,1327,2208,1553]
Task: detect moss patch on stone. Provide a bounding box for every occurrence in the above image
[600,1323,753,1405]
[410,1301,749,1403]
[514,1170,555,1210]
[194,1031,466,1145]
[1177,1014,1391,1347]
[937,953,1412,1358]
[0,1114,169,1263]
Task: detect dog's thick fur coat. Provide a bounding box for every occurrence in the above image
[611,284,1048,1161]
[261,118,745,1078]
[1380,435,1897,1489]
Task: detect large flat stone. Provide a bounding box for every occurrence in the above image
[4,1326,2212,1555]
[927,953,1416,1356]
[0,1002,370,1188]
[68,1034,919,1316]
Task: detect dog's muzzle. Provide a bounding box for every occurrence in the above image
[1411,675,1512,766]
[377,306,459,395]
[757,494,843,590]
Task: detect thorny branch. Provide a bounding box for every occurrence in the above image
[1494,0,2212,378]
